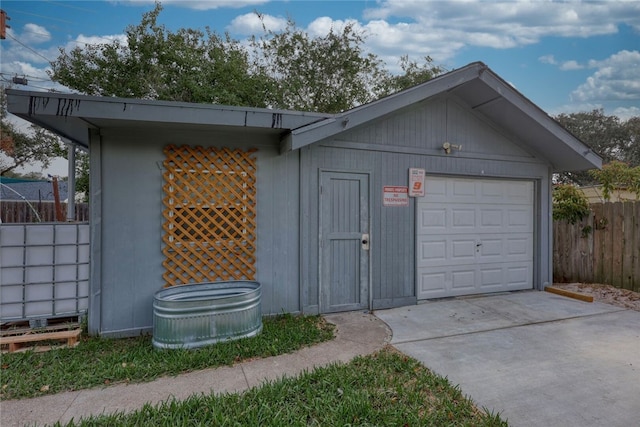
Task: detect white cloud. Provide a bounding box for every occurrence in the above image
[547,102,604,118]
[227,13,288,35]
[307,17,360,38]
[72,34,127,47]
[559,60,584,71]
[539,55,557,65]
[571,50,640,102]
[21,24,51,44]
[540,56,584,71]
[0,31,128,94]
[3,61,49,79]
[361,0,640,59]
[612,106,640,121]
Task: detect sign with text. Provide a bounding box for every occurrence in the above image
[409,168,425,197]
[383,186,409,207]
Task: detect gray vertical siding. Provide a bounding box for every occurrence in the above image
[94,128,301,337]
[301,96,552,312]
[91,93,555,333]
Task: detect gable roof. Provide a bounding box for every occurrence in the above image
[5,62,600,172]
[282,62,601,172]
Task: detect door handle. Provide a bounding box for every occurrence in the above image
[361,234,370,251]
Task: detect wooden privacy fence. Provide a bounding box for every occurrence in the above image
[1,201,89,223]
[553,201,640,292]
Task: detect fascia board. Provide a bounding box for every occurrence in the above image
[477,71,602,170]
[284,63,485,151]
[5,89,328,131]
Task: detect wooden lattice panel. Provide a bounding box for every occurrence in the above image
[162,145,257,286]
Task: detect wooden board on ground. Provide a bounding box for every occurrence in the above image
[545,286,594,303]
[0,328,82,353]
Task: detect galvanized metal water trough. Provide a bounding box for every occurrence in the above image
[152,281,262,349]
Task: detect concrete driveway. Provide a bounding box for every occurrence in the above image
[375,291,640,427]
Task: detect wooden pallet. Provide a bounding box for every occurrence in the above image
[0,327,82,353]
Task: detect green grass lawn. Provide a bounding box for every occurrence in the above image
[2,314,508,426]
[1,314,333,400]
[53,348,507,427]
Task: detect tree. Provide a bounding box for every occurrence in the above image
[555,110,637,185]
[623,116,640,167]
[50,4,271,106]
[1,88,66,176]
[382,55,444,95]
[589,161,640,201]
[50,3,443,113]
[251,20,444,113]
[73,149,90,202]
[250,17,388,113]
[48,3,445,198]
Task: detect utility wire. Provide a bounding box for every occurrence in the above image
[0,72,53,82]
[7,9,75,25]
[44,0,99,14]
[7,9,122,45]
[6,33,52,63]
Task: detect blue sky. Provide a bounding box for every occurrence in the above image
[1,0,639,175]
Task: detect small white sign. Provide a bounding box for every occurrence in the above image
[383,186,409,207]
[409,168,425,197]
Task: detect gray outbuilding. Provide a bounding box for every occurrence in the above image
[6,62,601,337]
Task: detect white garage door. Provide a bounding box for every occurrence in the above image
[416,176,534,299]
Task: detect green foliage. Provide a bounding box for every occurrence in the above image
[555,109,639,185]
[589,161,640,201]
[53,348,507,427]
[553,184,590,224]
[46,3,446,193]
[0,314,333,400]
[50,5,443,114]
[50,4,270,106]
[383,55,445,94]
[1,89,66,176]
[250,16,388,113]
[624,116,640,166]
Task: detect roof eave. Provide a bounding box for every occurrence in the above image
[5,89,331,150]
[283,62,602,172]
[474,69,602,172]
[282,63,485,152]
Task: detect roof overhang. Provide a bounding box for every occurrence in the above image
[6,62,601,173]
[5,89,332,150]
[281,62,601,172]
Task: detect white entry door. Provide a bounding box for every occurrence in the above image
[416,177,534,299]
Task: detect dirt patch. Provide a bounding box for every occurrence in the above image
[552,283,640,311]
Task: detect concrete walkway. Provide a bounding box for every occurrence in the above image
[376,291,640,427]
[1,311,391,427]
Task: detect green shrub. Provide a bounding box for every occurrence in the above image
[553,184,590,224]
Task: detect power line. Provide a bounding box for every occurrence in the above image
[6,7,123,45]
[7,9,74,25]
[0,72,52,83]
[24,82,61,92]
[44,0,99,14]
[19,27,52,39]
[5,33,52,63]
